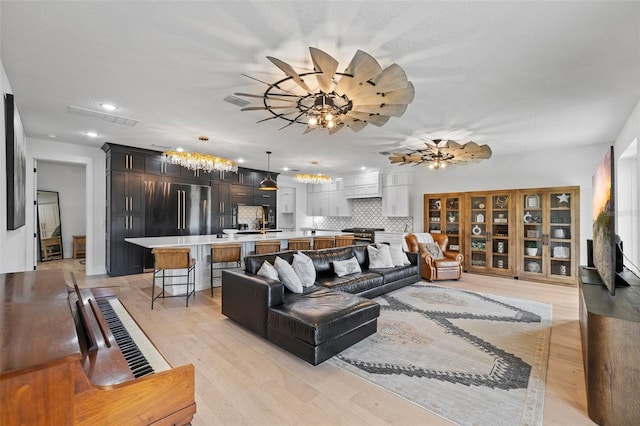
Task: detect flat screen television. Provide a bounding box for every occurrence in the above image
[592,146,618,295]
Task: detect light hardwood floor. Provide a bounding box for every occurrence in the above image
[42,259,595,425]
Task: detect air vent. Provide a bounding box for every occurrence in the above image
[151,143,172,149]
[67,106,138,127]
[378,151,391,155]
[224,95,250,107]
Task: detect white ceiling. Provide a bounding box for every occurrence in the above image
[2,1,639,176]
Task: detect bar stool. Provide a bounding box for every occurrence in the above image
[313,236,335,250]
[335,235,355,247]
[151,247,196,309]
[254,240,281,254]
[210,243,241,296]
[287,238,311,251]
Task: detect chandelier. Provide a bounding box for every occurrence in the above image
[389,139,492,170]
[163,150,238,173]
[236,47,414,134]
[294,161,333,184]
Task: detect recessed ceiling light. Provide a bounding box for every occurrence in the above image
[100,103,117,111]
[282,167,289,171]
[237,158,245,163]
[360,166,366,170]
[176,147,184,152]
[47,134,56,138]
[86,131,98,138]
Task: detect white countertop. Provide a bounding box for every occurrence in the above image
[125,231,353,248]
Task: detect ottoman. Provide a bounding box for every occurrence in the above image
[267,287,380,365]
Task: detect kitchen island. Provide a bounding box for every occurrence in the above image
[125,231,353,291]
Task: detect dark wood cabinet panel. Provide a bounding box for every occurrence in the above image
[110,149,145,172]
[145,154,181,177]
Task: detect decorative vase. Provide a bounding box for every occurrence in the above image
[526,247,537,256]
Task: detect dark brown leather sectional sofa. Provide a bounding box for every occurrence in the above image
[222,245,420,365]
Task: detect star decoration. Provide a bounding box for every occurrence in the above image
[557,193,570,204]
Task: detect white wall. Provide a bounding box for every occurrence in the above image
[277,175,310,230]
[36,160,86,259]
[613,98,640,273]
[0,59,29,273]
[410,143,608,264]
[26,138,106,275]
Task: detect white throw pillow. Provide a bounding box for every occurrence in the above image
[388,244,411,266]
[256,260,279,280]
[292,252,316,287]
[274,256,303,293]
[367,244,394,268]
[333,256,362,277]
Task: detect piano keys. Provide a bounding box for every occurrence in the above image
[0,269,196,425]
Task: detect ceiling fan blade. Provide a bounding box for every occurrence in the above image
[255,110,299,123]
[350,83,415,106]
[351,102,408,117]
[328,122,345,135]
[344,111,391,127]
[370,64,410,93]
[241,105,295,111]
[342,115,367,132]
[309,47,338,93]
[235,92,299,100]
[303,126,318,134]
[345,120,367,132]
[267,56,312,93]
[240,73,300,96]
[334,50,382,96]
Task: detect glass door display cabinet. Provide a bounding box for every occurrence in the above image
[423,194,463,255]
[518,187,578,285]
[466,191,514,276]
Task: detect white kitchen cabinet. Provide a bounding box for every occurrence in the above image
[382,186,412,216]
[307,191,329,216]
[382,170,413,217]
[279,186,295,213]
[344,172,381,198]
[383,171,414,187]
[328,190,352,217]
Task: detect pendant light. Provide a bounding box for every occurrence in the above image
[258,151,278,191]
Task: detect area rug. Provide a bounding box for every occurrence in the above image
[329,283,552,426]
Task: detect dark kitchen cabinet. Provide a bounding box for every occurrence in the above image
[145,154,181,177]
[109,148,145,172]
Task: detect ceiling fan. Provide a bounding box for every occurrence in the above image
[235,47,414,134]
[389,139,493,169]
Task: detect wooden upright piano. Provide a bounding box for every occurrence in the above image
[0,269,196,425]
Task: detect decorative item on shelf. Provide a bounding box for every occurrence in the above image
[236,47,413,134]
[497,242,505,254]
[526,229,539,238]
[258,151,278,191]
[553,228,567,239]
[523,211,533,223]
[525,194,540,208]
[431,216,440,222]
[163,150,238,173]
[476,213,484,223]
[449,244,460,250]
[525,242,538,256]
[472,224,482,235]
[527,261,541,273]
[497,259,504,268]
[389,139,492,170]
[447,200,458,209]
[557,193,570,204]
[448,212,456,223]
[294,161,332,184]
[494,226,508,237]
[495,195,508,208]
[553,246,570,259]
[560,265,568,276]
[433,200,441,210]
[494,213,508,223]
[478,203,485,209]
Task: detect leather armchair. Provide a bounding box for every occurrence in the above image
[405,233,463,281]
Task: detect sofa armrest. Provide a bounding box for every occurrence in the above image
[222,270,284,337]
[405,251,422,279]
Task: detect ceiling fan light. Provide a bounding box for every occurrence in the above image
[326,120,335,129]
[308,116,318,126]
[325,113,333,121]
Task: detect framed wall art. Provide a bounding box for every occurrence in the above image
[5,93,26,230]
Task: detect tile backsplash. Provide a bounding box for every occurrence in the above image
[311,198,414,233]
